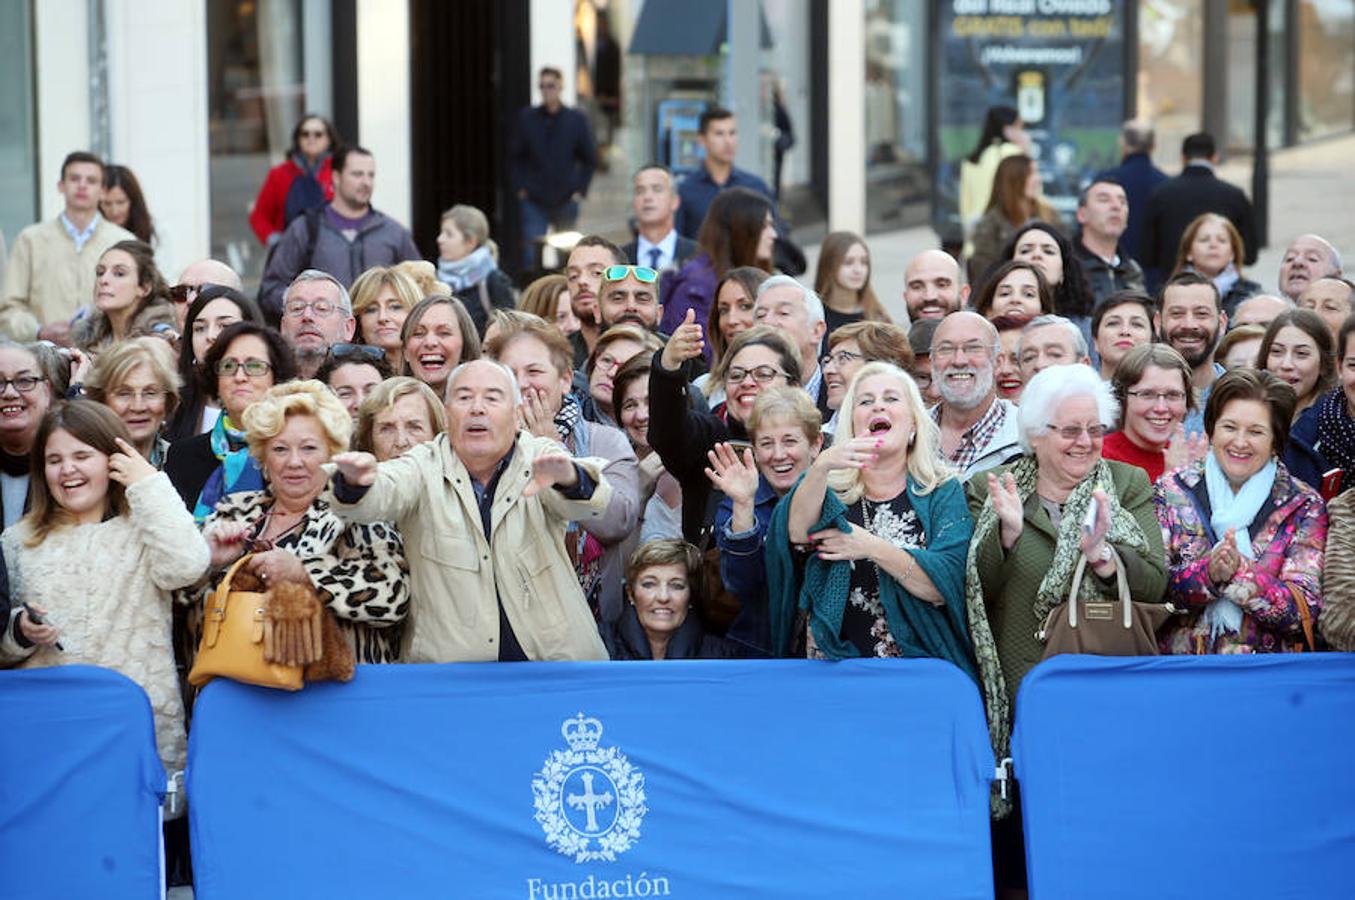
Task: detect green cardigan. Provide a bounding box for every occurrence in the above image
[966,457,1168,700]
[765,474,977,680]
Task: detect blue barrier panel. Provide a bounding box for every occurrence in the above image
[189,659,994,899]
[0,665,166,900]
[1013,654,1355,900]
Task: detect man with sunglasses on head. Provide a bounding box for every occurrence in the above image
[170,259,243,330]
[597,265,662,332]
[279,270,357,379]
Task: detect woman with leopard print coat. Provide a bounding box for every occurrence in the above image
[188,382,409,664]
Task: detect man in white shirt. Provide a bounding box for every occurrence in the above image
[622,165,697,273]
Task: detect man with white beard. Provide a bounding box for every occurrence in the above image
[929,311,1022,477]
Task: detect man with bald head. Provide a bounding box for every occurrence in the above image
[929,311,1022,476]
[1279,234,1342,301]
[1230,294,1290,331]
[1298,277,1354,339]
[329,357,613,663]
[173,259,244,329]
[903,249,969,322]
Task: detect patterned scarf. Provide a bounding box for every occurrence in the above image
[963,455,1152,751]
[207,413,247,462]
[1316,388,1355,476]
[554,393,584,446]
[437,246,497,292]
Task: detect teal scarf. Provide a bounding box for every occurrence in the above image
[1203,453,1277,638]
[765,474,977,680]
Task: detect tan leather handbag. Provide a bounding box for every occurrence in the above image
[188,555,304,691]
[1038,547,1175,658]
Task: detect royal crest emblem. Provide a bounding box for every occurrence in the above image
[532,713,648,863]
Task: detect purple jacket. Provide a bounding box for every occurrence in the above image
[659,253,717,364]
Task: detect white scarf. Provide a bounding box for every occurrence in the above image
[1202,453,1277,638]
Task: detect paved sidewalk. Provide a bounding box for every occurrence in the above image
[808,134,1355,322]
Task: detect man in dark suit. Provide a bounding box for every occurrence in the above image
[1096,120,1167,267]
[621,164,698,274]
[1140,132,1258,293]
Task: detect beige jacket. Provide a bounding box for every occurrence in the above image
[326,432,612,663]
[0,215,135,339]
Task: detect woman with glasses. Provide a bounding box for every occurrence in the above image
[819,321,912,434]
[72,240,177,353]
[650,320,801,546]
[164,286,264,444]
[83,337,181,468]
[1156,369,1326,654]
[585,324,661,426]
[350,266,422,374]
[1103,343,1206,483]
[0,342,57,529]
[164,322,297,518]
[435,205,515,337]
[249,114,338,246]
[315,344,393,424]
[661,188,776,365]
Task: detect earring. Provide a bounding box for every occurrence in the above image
[908,430,916,447]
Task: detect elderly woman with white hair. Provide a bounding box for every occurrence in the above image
[768,363,991,678]
[193,380,410,663]
[967,363,1168,714]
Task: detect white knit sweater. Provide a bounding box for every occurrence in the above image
[0,473,210,775]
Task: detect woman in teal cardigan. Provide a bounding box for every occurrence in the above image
[766,363,998,690]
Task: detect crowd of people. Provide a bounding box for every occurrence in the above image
[1,103,1352,893]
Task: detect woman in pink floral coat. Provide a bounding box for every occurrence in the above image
[1154,369,1327,654]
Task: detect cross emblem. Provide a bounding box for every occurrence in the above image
[566,771,615,834]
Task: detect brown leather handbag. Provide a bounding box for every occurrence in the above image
[1038,547,1176,658]
[188,555,305,691]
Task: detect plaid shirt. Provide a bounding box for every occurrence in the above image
[932,397,1010,473]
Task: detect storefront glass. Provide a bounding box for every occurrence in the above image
[0,0,38,253]
[864,0,930,234]
[1297,0,1355,140]
[206,0,331,282]
[1137,0,1204,169]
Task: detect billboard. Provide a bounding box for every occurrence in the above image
[933,0,1130,242]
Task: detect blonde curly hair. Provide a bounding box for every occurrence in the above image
[242,380,352,460]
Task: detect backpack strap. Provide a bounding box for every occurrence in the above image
[302,207,322,271]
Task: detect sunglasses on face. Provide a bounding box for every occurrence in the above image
[170,282,214,305]
[603,265,658,284]
[330,343,386,363]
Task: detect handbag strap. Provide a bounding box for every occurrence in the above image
[1065,546,1131,629]
[1290,584,1316,651]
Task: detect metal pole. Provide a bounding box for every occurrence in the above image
[1252,0,1269,251]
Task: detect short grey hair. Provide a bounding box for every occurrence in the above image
[756,274,825,328]
[1121,119,1155,154]
[1016,362,1119,453]
[445,359,522,405]
[1017,314,1088,360]
[286,269,353,316]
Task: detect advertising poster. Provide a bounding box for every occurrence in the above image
[933,0,1130,243]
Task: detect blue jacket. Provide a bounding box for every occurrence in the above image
[1097,152,1168,265]
[508,104,597,208]
[1286,403,1329,493]
[675,166,774,239]
[715,476,781,656]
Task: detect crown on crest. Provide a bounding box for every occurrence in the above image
[562,713,603,751]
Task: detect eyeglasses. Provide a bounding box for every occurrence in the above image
[821,349,863,368]
[0,375,47,394]
[111,387,166,404]
[1046,423,1107,441]
[216,358,273,377]
[603,265,658,284]
[932,341,992,361]
[169,283,212,305]
[725,365,787,385]
[1126,389,1187,405]
[284,298,342,318]
[330,343,386,363]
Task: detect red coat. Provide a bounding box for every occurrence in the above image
[249,156,334,244]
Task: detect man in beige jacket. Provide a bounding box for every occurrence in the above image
[329,358,612,662]
[1,151,135,342]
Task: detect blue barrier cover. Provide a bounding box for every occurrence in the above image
[0,665,166,900]
[1013,654,1355,900]
[189,659,994,899]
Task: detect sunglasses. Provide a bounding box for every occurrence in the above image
[330,343,386,363]
[603,265,658,284]
[170,282,214,305]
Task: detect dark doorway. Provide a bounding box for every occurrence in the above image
[409,0,531,276]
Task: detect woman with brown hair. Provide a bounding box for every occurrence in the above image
[72,240,177,353]
[660,187,777,364]
[972,259,1055,321]
[968,155,1061,283]
[350,265,423,373]
[1102,342,1204,483]
[99,164,157,246]
[518,273,580,339]
[812,231,891,339]
[1171,212,1261,317]
[1258,307,1336,489]
[707,266,769,369]
[399,295,482,399]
